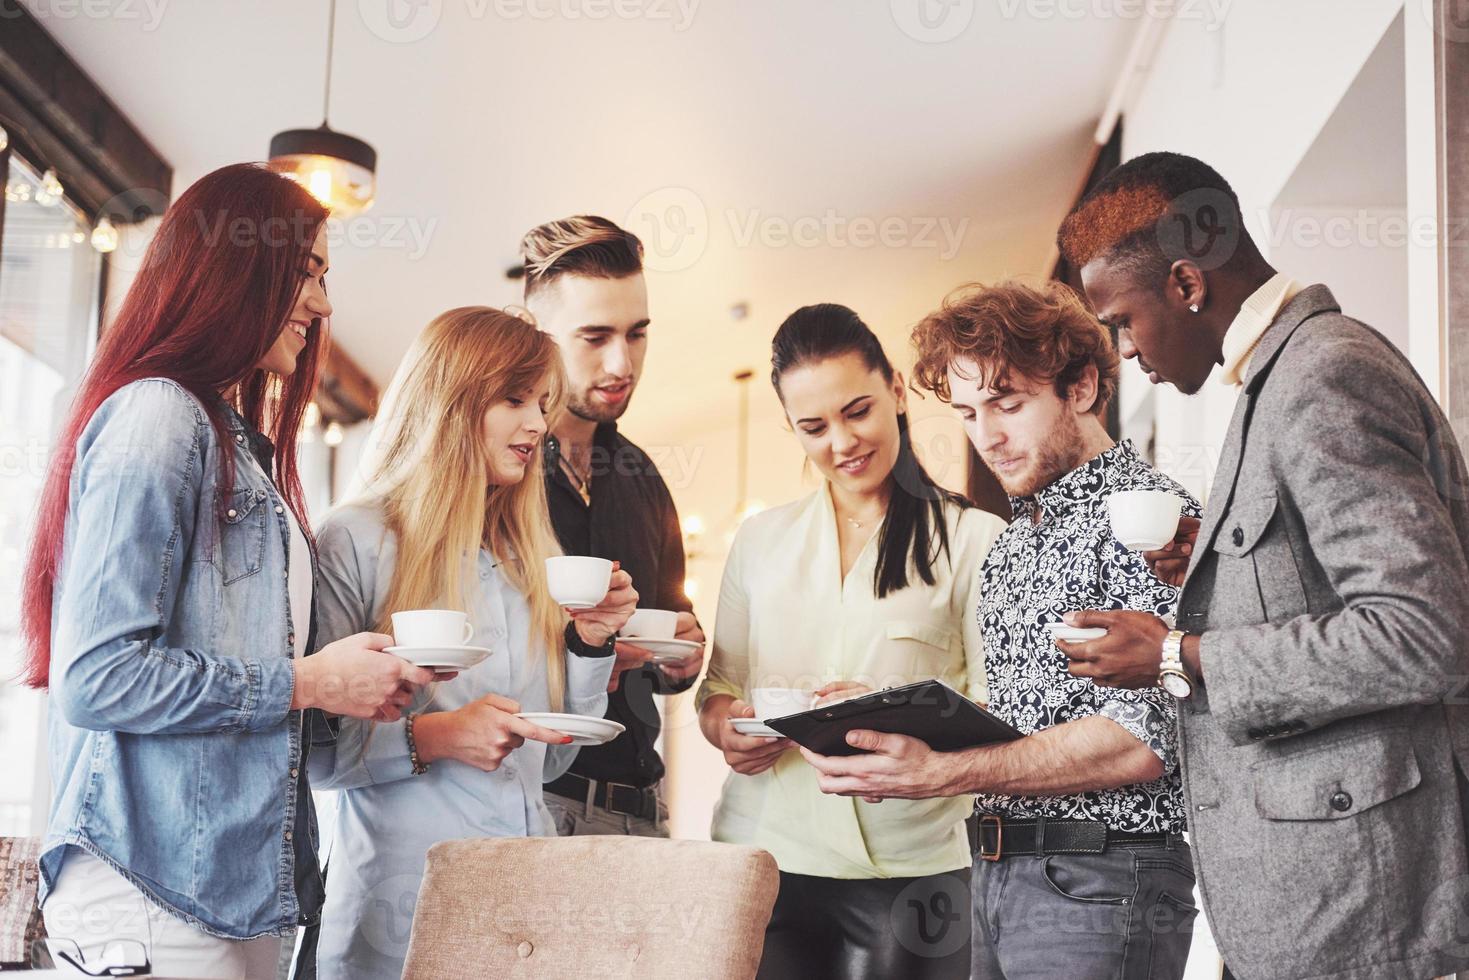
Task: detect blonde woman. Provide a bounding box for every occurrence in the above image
[309,307,635,980]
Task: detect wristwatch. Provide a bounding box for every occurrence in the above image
[1158,629,1193,699]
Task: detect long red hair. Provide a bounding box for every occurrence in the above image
[20,162,330,688]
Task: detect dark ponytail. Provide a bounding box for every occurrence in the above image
[771,303,972,599]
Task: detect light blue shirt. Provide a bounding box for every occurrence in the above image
[309,502,612,980]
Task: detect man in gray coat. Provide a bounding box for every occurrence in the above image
[1055,151,1469,980]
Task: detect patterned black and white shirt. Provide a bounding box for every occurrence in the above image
[975,440,1200,833]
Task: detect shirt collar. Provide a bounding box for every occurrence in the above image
[1219,273,1301,387]
[544,422,621,459]
[210,394,275,477]
[1010,440,1141,521]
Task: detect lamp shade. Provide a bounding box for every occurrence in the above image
[268,125,377,216]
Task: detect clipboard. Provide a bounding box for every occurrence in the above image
[764,679,1024,756]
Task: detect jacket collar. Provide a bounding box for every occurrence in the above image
[1179,284,1339,586]
[1242,284,1340,393]
[209,394,275,477]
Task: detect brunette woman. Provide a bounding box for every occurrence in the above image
[697,304,1006,979]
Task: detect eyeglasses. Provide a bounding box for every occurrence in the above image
[29,938,151,976]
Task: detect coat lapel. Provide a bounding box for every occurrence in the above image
[1183,285,1341,579]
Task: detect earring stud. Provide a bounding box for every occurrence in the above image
[1189,304,1200,313]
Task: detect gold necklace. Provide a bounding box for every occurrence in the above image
[840,507,886,530]
[560,454,591,505]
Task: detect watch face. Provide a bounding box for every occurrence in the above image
[1160,671,1192,698]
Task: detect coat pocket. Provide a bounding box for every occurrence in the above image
[1211,491,1278,558]
[219,487,268,584]
[1209,491,1308,625]
[1252,726,1422,821]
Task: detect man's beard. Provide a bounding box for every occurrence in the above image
[991,411,1087,499]
[567,388,630,425]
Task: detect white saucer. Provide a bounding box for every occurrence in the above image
[385,645,493,673]
[619,636,703,664]
[517,712,626,746]
[1044,624,1108,642]
[730,718,782,739]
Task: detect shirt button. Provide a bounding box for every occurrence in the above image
[235,434,246,444]
[1330,791,1353,812]
[287,632,296,646]
[275,505,284,515]
[226,509,238,519]
[284,830,293,841]
[289,768,299,779]
[517,941,533,958]
[1232,526,1245,547]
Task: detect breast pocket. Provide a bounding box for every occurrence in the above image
[219,487,268,584]
[885,620,958,682]
[1209,491,1307,627]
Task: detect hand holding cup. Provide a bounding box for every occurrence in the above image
[568,560,638,646]
[1142,516,1200,587]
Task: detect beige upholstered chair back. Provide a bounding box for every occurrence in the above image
[402,836,779,980]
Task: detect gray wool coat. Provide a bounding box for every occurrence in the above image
[1176,285,1469,980]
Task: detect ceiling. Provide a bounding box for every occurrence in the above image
[25,0,1135,441]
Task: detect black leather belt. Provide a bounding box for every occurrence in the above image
[974,815,1182,861]
[546,773,659,822]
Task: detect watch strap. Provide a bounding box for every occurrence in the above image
[565,620,617,658]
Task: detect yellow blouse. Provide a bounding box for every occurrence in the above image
[697,484,1006,879]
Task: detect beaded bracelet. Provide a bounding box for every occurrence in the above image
[405,713,430,775]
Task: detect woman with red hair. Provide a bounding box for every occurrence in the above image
[23,163,433,978]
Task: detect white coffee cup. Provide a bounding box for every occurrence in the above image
[751,687,813,721]
[1107,490,1184,551]
[392,609,474,648]
[545,556,614,609]
[625,608,678,640]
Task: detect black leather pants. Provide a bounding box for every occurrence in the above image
[757,869,971,980]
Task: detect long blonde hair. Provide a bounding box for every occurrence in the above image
[348,306,568,708]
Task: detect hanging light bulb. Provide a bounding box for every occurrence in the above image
[268,0,377,216]
[91,217,119,253]
[35,168,63,207]
[0,124,8,153]
[323,421,345,447]
[271,130,376,216]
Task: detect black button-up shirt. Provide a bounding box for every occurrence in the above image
[974,440,1200,833]
[543,423,695,788]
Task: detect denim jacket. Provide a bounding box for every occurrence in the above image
[40,378,323,940]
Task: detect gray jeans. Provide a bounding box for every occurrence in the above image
[971,840,1196,980]
[544,791,669,838]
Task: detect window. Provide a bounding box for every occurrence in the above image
[0,152,104,836]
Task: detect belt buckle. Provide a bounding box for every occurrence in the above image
[978,815,1003,862]
[604,780,643,815]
